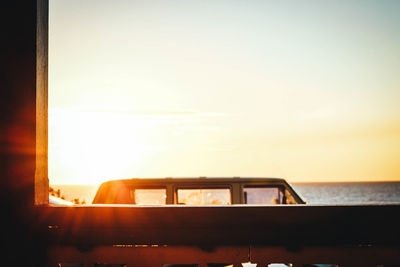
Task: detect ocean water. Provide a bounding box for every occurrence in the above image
[51,182,400,205]
[292,182,400,204]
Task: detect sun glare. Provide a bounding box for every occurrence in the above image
[49,108,148,184]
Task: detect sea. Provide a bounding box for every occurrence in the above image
[50,182,400,205]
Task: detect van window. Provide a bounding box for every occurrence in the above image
[244,187,284,204]
[177,188,231,205]
[134,189,167,205]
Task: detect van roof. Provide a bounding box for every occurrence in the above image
[101,177,288,185]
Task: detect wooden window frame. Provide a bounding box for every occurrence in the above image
[30,0,400,254]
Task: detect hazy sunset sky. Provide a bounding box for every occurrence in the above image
[49,0,400,185]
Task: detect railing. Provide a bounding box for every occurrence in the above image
[47,245,400,267]
[36,204,400,266]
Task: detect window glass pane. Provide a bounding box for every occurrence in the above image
[177,188,231,205]
[244,187,282,204]
[134,189,166,205]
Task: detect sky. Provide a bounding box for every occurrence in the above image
[49,0,400,185]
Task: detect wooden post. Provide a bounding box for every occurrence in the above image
[35,0,49,205]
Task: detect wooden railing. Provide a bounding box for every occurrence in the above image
[36,204,400,266]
